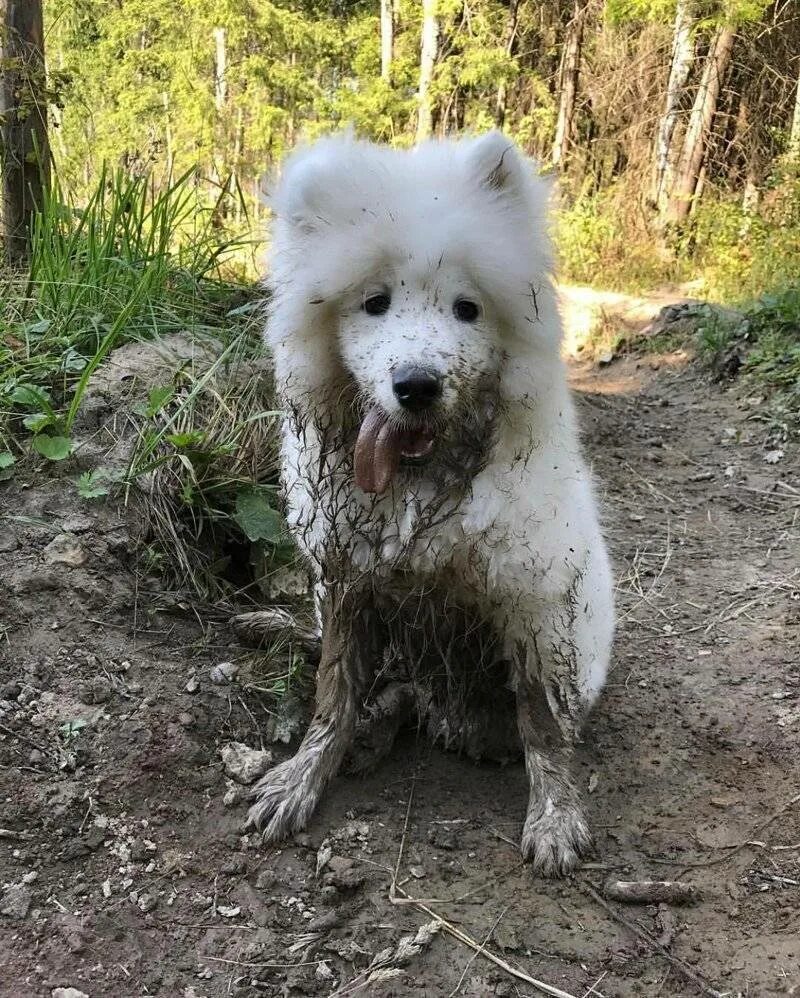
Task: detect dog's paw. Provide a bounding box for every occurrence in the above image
[245,758,317,843]
[520,801,592,877]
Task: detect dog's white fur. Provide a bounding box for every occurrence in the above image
[252,131,614,876]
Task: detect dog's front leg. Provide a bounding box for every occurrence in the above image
[514,586,611,876]
[246,585,373,842]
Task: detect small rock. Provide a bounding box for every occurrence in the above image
[61,514,94,533]
[138,893,158,913]
[222,780,245,807]
[315,961,334,982]
[220,854,248,876]
[220,742,272,785]
[322,857,366,892]
[29,749,43,766]
[177,712,193,727]
[101,879,112,899]
[84,676,111,704]
[0,883,32,919]
[0,528,18,553]
[427,822,463,851]
[184,676,199,694]
[256,869,277,890]
[409,865,426,879]
[51,990,89,998]
[210,661,238,685]
[43,533,87,568]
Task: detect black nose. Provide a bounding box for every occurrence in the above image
[392,366,442,410]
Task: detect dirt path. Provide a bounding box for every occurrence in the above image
[1,350,799,998]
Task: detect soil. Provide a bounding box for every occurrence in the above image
[2,328,800,997]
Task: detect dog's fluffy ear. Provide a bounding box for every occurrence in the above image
[462,131,538,198]
[274,135,352,234]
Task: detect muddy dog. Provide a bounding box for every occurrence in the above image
[248,131,614,876]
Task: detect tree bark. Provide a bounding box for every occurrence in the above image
[551,0,586,170]
[652,0,695,211]
[494,0,520,129]
[665,25,735,226]
[416,0,439,143]
[380,0,393,82]
[213,27,227,113]
[1,0,51,266]
[789,64,800,160]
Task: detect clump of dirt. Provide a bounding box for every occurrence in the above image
[2,330,799,996]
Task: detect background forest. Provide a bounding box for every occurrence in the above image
[38,0,800,300]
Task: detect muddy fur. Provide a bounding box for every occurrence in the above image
[248,131,616,876]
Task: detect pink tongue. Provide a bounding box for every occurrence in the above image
[354,409,400,494]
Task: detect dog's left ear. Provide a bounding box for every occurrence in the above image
[462,131,529,197]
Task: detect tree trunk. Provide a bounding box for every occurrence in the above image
[416,0,439,143]
[789,65,800,160]
[494,0,520,129]
[1,0,51,266]
[551,0,586,170]
[665,25,735,226]
[380,0,393,82]
[651,0,695,210]
[213,27,227,113]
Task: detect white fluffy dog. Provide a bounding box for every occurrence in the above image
[250,131,614,876]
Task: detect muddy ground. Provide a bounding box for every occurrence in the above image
[1,336,799,997]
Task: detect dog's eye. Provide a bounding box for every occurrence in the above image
[453,298,480,323]
[363,293,391,316]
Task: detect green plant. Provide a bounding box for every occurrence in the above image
[0,165,250,467]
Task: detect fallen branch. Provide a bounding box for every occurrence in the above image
[603,877,700,905]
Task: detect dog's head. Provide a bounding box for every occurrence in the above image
[266,131,559,493]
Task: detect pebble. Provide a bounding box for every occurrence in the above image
[184,676,199,694]
[0,883,32,919]
[51,990,89,998]
[220,742,272,785]
[0,528,18,553]
[43,533,87,568]
[210,661,239,684]
[177,712,193,727]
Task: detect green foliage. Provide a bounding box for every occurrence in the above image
[0,165,247,459]
[234,489,287,545]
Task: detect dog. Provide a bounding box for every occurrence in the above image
[249,131,614,876]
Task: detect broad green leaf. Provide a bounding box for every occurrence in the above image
[32,435,74,461]
[0,452,15,470]
[23,412,54,432]
[234,490,287,544]
[134,385,175,418]
[11,384,52,410]
[25,318,51,335]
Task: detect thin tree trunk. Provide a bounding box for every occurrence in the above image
[652,0,695,210]
[1,0,50,266]
[665,25,735,226]
[789,64,800,159]
[494,0,520,129]
[162,92,174,180]
[551,0,586,170]
[416,0,439,143]
[213,27,227,112]
[380,0,393,82]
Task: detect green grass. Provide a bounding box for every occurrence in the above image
[0,164,295,600]
[0,165,253,465]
